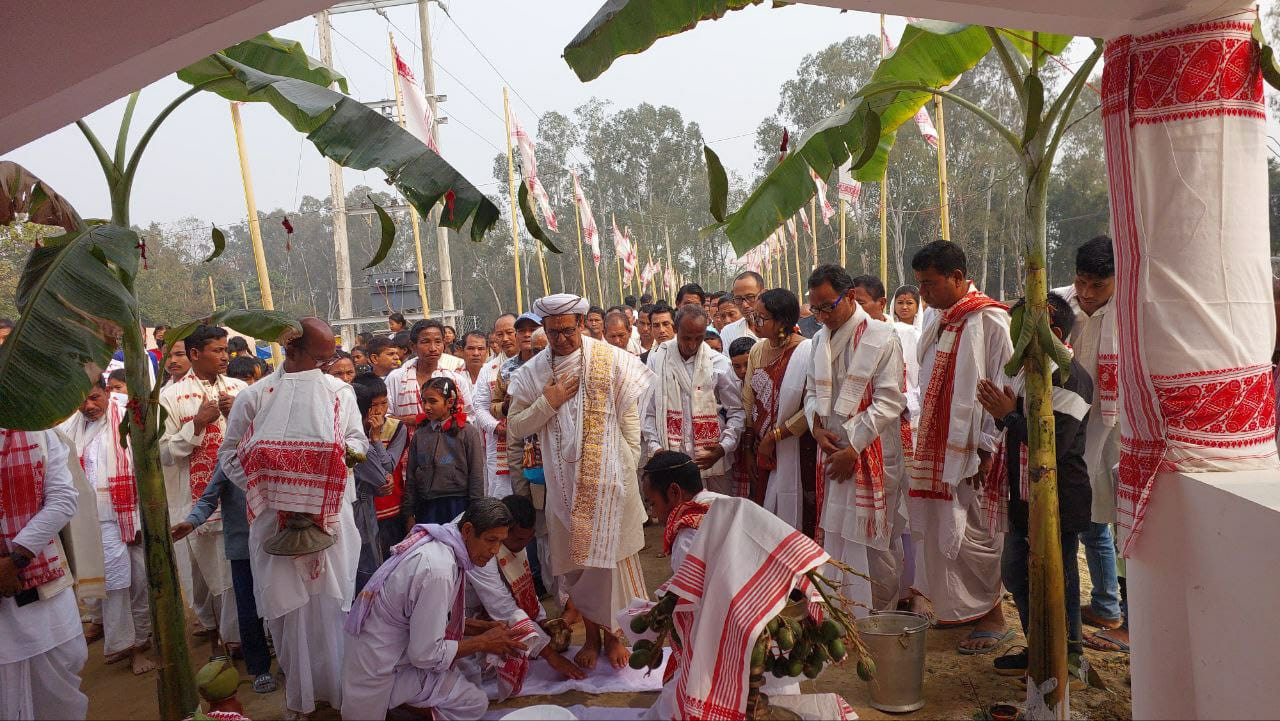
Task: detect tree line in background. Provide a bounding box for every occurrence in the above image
[6,31,1280,327]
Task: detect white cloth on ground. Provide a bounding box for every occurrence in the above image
[480,644,669,701]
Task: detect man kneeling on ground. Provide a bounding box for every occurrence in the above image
[341,497,528,720]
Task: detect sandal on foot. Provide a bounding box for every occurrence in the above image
[1083,630,1130,654]
[253,673,278,693]
[957,628,1015,655]
[994,646,1028,676]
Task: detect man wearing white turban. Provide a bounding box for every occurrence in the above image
[507,294,653,671]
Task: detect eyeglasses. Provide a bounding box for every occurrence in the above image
[732,293,759,305]
[810,289,850,316]
[543,325,580,339]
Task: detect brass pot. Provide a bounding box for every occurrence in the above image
[264,513,335,556]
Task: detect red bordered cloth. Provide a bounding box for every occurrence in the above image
[1102,15,1278,554]
[105,397,139,540]
[907,290,1008,500]
[0,430,64,590]
[497,544,541,621]
[658,498,828,720]
[662,498,710,557]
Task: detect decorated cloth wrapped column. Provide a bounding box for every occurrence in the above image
[1101,12,1279,555]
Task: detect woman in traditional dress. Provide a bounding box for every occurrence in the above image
[742,289,818,535]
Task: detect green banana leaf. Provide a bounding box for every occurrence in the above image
[196,56,500,243]
[177,33,348,99]
[206,225,226,262]
[517,182,562,254]
[995,28,1073,66]
[719,21,994,254]
[363,197,398,269]
[564,0,772,82]
[164,309,301,352]
[0,224,140,429]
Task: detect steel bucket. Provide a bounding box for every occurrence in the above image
[854,611,929,713]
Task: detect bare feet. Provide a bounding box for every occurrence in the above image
[1083,627,1130,653]
[84,623,104,643]
[956,605,1008,653]
[575,624,602,670]
[908,591,935,623]
[561,599,582,628]
[602,630,631,670]
[545,650,588,680]
[105,649,131,665]
[130,646,157,675]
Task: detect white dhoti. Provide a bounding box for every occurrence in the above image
[909,483,1004,622]
[549,513,647,630]
[99,520,150,656]
[763,434,803,529]
[266,595,346,715]
[0,635,88,721]
[864,426,908,611]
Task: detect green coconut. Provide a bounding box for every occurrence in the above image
[195,658,240,702]
[818,619,845,643]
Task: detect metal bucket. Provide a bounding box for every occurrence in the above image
[854,611,930,713]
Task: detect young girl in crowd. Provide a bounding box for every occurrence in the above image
[402,376,484,528]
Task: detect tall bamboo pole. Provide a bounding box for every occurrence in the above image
[791,223,803,293]
[241,281,249,309]
[502,87,524,311]
[839,200,847,268]
[664,227,675,300]
[230,102,280,366]
[612,214,625,304]
[935,95,951,241]
[389,33,431,315]
[810,198,819,269]
[573,199,590,303]
[535,239,550,296]
[781,233,791,294]
[208,276,217,311]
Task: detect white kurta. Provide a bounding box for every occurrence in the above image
[386,357,475,421]
[341,540,487,721]
[1057,286,1120,524]
[643,340,745,487]
[464,549,550,658]
[471,355,512,498]
[159,372,244,638]
[909,305,1012,622]
[760,340,814,528]
[221,368,368,715]
[0,431,88,721]
[717,317,759,357]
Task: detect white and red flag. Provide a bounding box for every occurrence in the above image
[798,207,811,235]
[879,26,939,149]
[571,171,600,265]
[393,45,439,153]
[810,169,835,224]
[837,161,862,205]
[785,216,799,244]
[641,259,659,286]
[613,219,636,285]
[510,110,559,233]
[664,266,676,293]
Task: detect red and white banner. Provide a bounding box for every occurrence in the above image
[810,169,835,224]
[613,219,636,285]
[880,27,939,150]
[1101,15,1277,554]
[571,171,600,265]
[510,111,559,233]
[798,207,811,235]
[393,46,438,153]
[785,216,798,244]
[837,161,862,205]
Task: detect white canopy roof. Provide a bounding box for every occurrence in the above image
[0,0,1248,155]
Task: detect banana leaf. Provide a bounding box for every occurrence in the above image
[363,197,398,269]
[564,0,772,82]
[197,56,499,243]
[164,309,301,351]
[177,33,348,99]
[0,224,140,429]
[0,160,82,232]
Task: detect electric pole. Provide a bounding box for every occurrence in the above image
[315,10,355,342]
[418,0,456,311]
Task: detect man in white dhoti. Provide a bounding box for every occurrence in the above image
[719,271,763,354]
[463,494,584,684]
[159,324,242,648]
[341,498,529,720]
[0,428,88,721]
[644,304,745,495]
[906,241,1013,653]
[387,319,474,427]
[58,382,155,675]
[507,293,652,671]
[474,313,518,498]
[804,266,907,615]
[220,317,369,718]
[1055,236,1127,650]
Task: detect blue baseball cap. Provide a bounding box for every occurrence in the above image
[515,311,542,328]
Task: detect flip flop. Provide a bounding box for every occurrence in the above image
[957,628,1015,655]
[1083,630,1130,654]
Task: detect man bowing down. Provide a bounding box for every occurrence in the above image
[220,318,369,718]
[507,294,652,671]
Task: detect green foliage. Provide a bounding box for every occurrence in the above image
[165,309,300,351]
[704,146,728,223]
[206,226,226,263]
[0,224,140,429]
[362,197,398,269]
[516,182,562,254]
[0,161,82,232]
[177,33,348,99]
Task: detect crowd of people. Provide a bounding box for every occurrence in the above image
[0,236,1130,720]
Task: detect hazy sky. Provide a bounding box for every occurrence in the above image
[4,2,894,233]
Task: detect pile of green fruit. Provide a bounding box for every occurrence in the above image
[627,594,678,672]
[753,614,867,682]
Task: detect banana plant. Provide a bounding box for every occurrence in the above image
[565,6,1096,717]
[0,30,499,719]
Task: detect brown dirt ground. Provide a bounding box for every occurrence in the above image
[83,525,1131,720]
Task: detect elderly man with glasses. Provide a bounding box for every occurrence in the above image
[718,271,764,356]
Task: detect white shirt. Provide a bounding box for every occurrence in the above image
[643,342,746,460]
[463,549,550,658]
[717,317,758,357]
[385,357,474,420]
[0,431,82,664]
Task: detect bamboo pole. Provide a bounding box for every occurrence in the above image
[573,198,590,304]
[208,276,217,312]
[502,87,524,311]
[810,197,819,269]
[594,254,606,310]
[664,227,675,300]
[781,232,791,294]
[791,222,803,293]
[879,14,889,286]
[838,199,848,268]
[935,95,951,241]
[241,281,249,309]
[389,34,431,316]
[229,102,280,366]
[535,239,550,297]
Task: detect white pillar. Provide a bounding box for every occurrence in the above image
[315,10,355,341]
[419,0,455,311]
